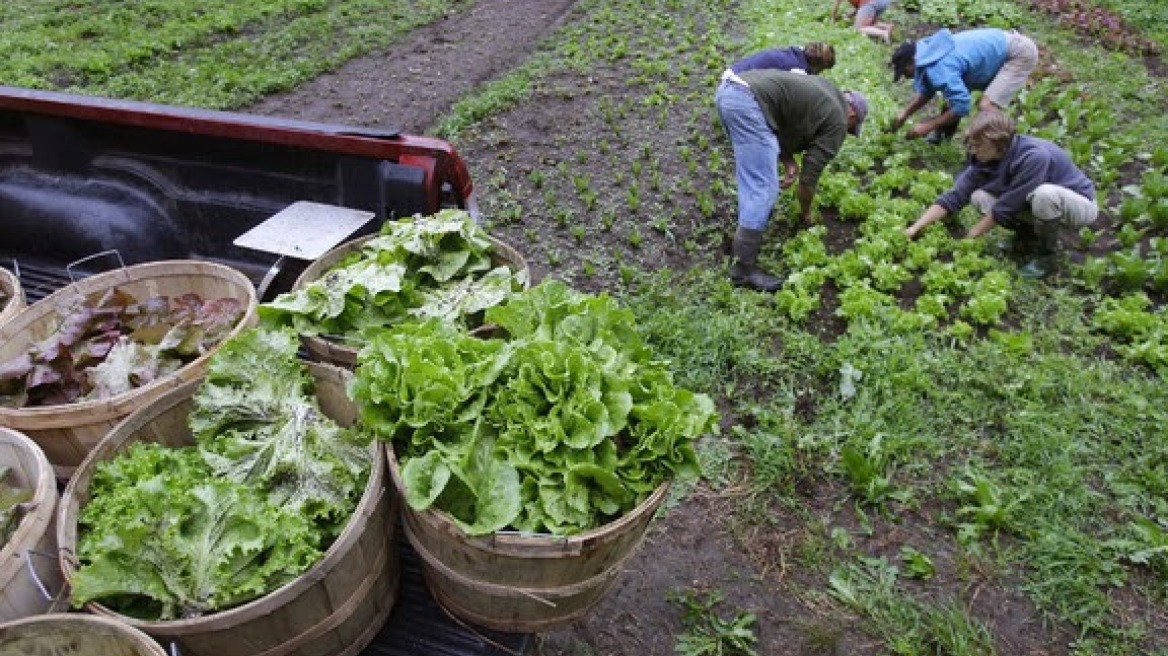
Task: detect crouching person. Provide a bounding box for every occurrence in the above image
[715,70,868,291]
[903,110,1097,278]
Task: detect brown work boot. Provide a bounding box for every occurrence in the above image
[729,227,783,292]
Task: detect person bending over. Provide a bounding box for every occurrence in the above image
[889,28,1037,144]
[832,0,894,43]
[715,70,868,291]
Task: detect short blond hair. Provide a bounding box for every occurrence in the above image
[964,109,1016,154]
[804,42,836,74]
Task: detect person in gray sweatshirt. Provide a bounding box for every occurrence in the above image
[903,109,1097,278]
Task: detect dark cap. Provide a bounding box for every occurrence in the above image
[890,40,916,82]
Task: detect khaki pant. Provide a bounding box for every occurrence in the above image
[984,32,1038,109]
[972,184,1098,227]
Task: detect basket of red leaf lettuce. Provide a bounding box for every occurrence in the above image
[0,261,257,476]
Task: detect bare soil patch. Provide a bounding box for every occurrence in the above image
[246,0,577,133]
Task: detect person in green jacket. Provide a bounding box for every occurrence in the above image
[715,69,868,291]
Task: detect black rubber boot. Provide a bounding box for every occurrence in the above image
[729,227,783,292]
[1018,221,1061,279]
[997,223,1038,261]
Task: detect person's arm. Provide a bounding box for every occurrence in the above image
[780,154,799,189]
[906,162,985,238]
[795,127,844,223]
[904,204,949,239]
[891,94,929,131]
[797,182,816,223]
[965,214,997,239]
[906,108,960,139]
[909,67,971,139]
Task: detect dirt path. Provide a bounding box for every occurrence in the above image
[246,0,578,133]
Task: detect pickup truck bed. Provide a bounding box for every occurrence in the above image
[0,87,532,655]
[0,85,475,299]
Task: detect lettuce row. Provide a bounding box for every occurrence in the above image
[351,281,716,536]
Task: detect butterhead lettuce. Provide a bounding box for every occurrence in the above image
[352,280,716,536]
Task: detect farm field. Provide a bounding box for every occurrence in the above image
[3,0,1167,654]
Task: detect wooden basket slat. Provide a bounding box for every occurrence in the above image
[386,444,667,633]
[0,612,167,656]
[0,267,24,329]
[0,427,61,622]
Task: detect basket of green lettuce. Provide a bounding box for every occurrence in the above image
[350,280,717,631]
[56,328,398,656]
[260,209,529,369]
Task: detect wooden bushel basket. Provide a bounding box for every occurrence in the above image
[0,266,25,329]
[0,427,62,621]
[295,234,530,369]
[387,446,669,633]
[0,260,258,480]
[0,612,168,656]
[56,362,399,656]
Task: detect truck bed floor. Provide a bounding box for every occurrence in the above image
[365,524,532,656]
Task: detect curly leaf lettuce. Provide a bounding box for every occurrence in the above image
[192,328,370,535]
[73,444,320,620]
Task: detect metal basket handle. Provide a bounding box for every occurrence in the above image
[66,249,126,282]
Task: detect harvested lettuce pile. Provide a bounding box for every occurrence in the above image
[71,328,371,620]
[259,209,526,341]
[351,280,717,537]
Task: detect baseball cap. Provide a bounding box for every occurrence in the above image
[844,91,869,136]
[890,40,916,82]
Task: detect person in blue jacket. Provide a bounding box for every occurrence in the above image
[889,28,1037,144]
[721,42,836,85]
[903,110,1097,278]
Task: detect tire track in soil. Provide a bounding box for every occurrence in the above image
[246,0,579,134]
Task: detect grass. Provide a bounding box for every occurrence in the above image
[6,0,1167,653]
[0,0,473,108]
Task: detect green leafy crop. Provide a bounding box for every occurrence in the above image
[73,444,321,620]
[72,327,372,619]
[351,281,717,536]
[191,328,372,536]
[260,209,527,341]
